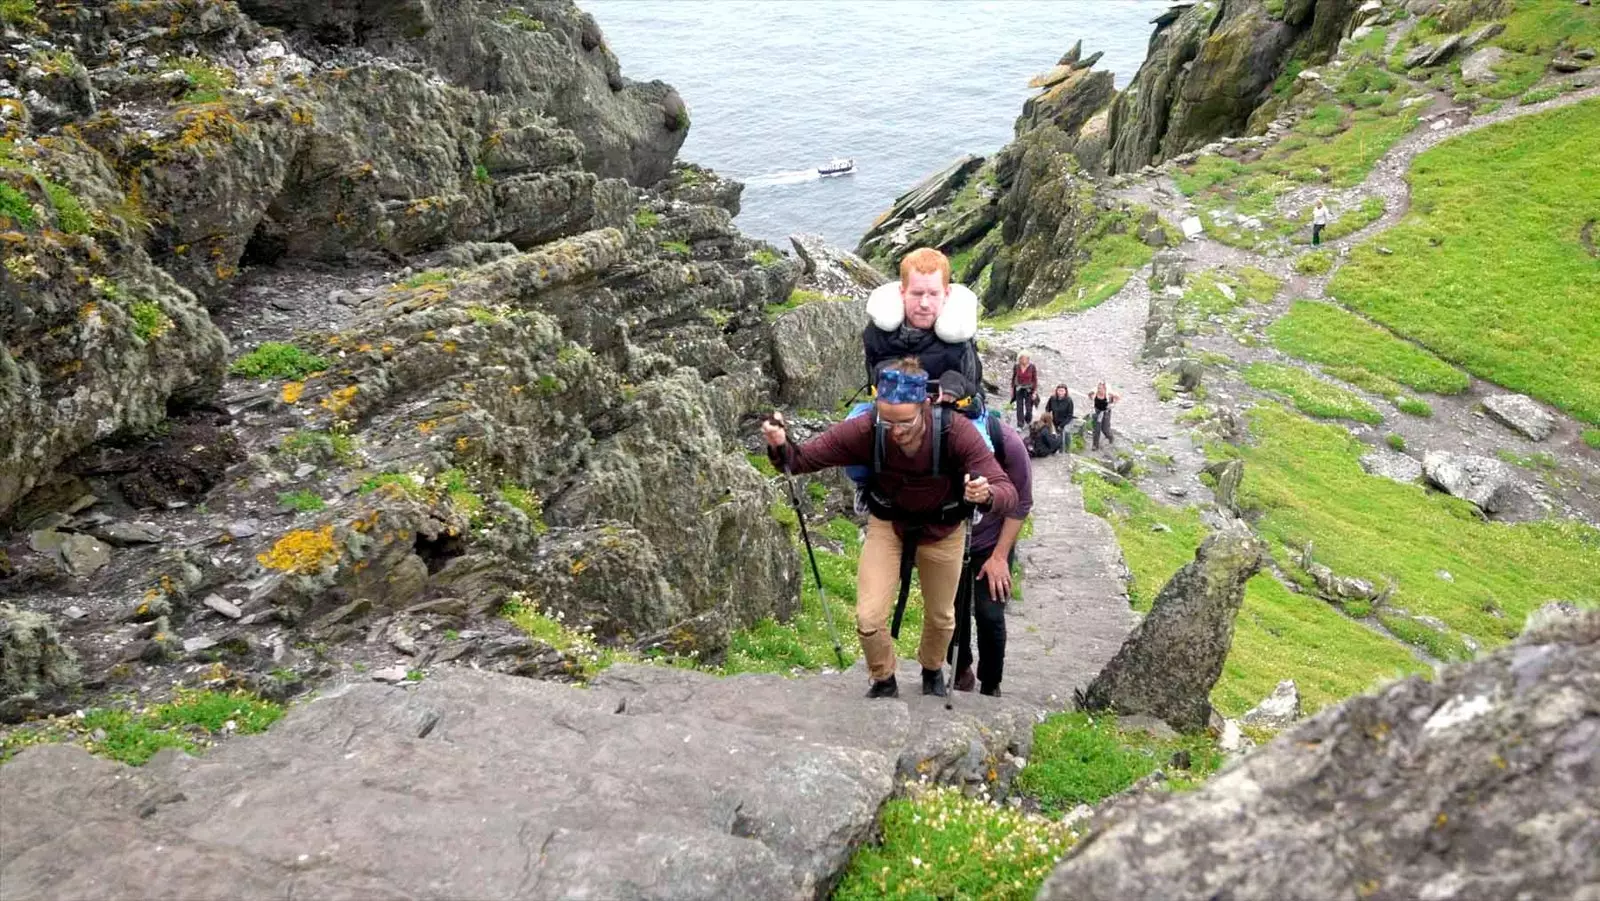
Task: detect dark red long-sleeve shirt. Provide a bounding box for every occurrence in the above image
[769,410,1017,543]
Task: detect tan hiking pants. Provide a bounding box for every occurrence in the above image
[856,515,965,681]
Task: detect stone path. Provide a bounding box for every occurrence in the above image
[1,385,1135,901]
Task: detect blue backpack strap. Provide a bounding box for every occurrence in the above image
[986,410,1006,469]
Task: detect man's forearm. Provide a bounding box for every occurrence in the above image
[992,515,1025,559]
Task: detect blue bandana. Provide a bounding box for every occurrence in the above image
[876,369,928,404]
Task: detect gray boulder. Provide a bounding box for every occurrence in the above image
[1042,608,1600,901]
[788,234,890,303]
[0,605,81,711]
[1423,452,1522,513]
[1240,679,1300,729]
[1080,525,1267,731]
[1482,393,1556,441]
[1204,459,1245,515]
[1360,449,1423,484]
[1461,46,1506,84]
[770,295,871,411]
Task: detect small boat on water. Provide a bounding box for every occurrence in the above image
[817,157,855,176]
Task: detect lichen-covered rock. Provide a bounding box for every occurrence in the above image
[1080,525,1267,731]
[0,605,80,714]
[1042,608,1600,901]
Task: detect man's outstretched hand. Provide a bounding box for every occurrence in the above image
[762,412,787,448]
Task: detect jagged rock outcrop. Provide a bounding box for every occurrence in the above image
[1042,607,1600,901]
[1111,0,1361,171]
[1080,525,1267,731]
[1,0,867,707]
[855,154,987,270]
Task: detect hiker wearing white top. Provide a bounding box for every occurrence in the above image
[1311,199,1329,246]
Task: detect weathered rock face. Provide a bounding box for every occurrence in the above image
[2,0,856,706]
[0,662,1045,900]
[1240,678,1301,729]
[1423,452,1523,513]
[855,154,988,271]
[1482,393,1556,441]
[1110,0,1361,171]
[0,606,81,718]
[1080,525,1267,731]
[1042,608,1600,901]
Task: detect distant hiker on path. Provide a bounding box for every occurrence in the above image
[1027,414,1062,459]
[764,359,1018,699]
[1090,382,1120,451]
[1044,384,1074,449]
[862,247,982,394]
[941,373,1032,698]
[1312,199,1329,246]
[1011,353,1039,428]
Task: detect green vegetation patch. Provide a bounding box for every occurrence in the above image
[165,57,235,103]
[0,181,35,227]
[502,595,628,679]
[128,301,171,341]
[1,690,283,766]
[833,784,1079,901]
[1243,362,1383,423]
[1268,301,1469,395]
[498,8,545,31]
[1293,250,1334,275]
[764,287,846,318]
[1584,429,1600,450]
[1396,396,1433,417]
[1328,101,1600,424]
[0,0,41,29]
[633,209,659,229]
[1078,468,1424,713]
[987,220,1155,328]
[1017,712,1224,814]
[1231,404,1600,656]
[42,181,90,234]
[277,489,326,513]
[281,429,359,465]
[230,342,329,380]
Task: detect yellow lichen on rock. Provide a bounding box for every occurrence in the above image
[257,526,340,574]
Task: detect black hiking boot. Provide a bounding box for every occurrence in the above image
[865,675,898,699]
[980,683,1002,698]
[954,666,976,693]
[921,668,948,697]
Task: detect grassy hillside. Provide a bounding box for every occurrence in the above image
[1329,100,1600,423]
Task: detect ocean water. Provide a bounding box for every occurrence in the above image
[586,0,1171,249]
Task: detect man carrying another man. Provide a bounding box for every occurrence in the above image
[764,359,1018,698]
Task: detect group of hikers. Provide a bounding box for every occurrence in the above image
[1009,352,1120,459]
[760,247,1116,699]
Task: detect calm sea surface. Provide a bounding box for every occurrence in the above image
[586,0,1170,248]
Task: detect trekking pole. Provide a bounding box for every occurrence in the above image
[769,416,849,670]
[948,514,973,713]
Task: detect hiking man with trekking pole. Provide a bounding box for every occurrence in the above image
[763,358,1018,699]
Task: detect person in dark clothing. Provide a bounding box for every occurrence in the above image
[1011,353,1039,428]
[861,247,982,397]
[1027,414,1061,458]
[1090,382,1120,451]
[1043,385,1074,451]
[763,359,1018,700]
[941,377,1033,698]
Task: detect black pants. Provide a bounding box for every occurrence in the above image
[1092,408,1113,449]
[952,545,1008,691]
[1312,223,1324,246]
[1015,388,1035,427]
[1055,418,1074,452]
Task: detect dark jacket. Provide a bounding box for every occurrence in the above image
[1027,426,1061,458]
[863,324,982,397]
[770,410,1017,543]
[972,423,1033,553]
[1045,394,1074,425]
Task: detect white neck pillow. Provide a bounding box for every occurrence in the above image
[865,281,979,343]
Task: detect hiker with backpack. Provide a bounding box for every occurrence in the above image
[1044,385,1074,450]
[937,372,1032,698]
[763,359,1018,699]
[850,247,985,514]
[1010,353,1039,428]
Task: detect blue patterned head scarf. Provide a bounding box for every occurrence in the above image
[876,368,928,404]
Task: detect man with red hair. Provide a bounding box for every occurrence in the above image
[861,248,983,397]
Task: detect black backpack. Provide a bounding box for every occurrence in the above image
[864,404,1006,526]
